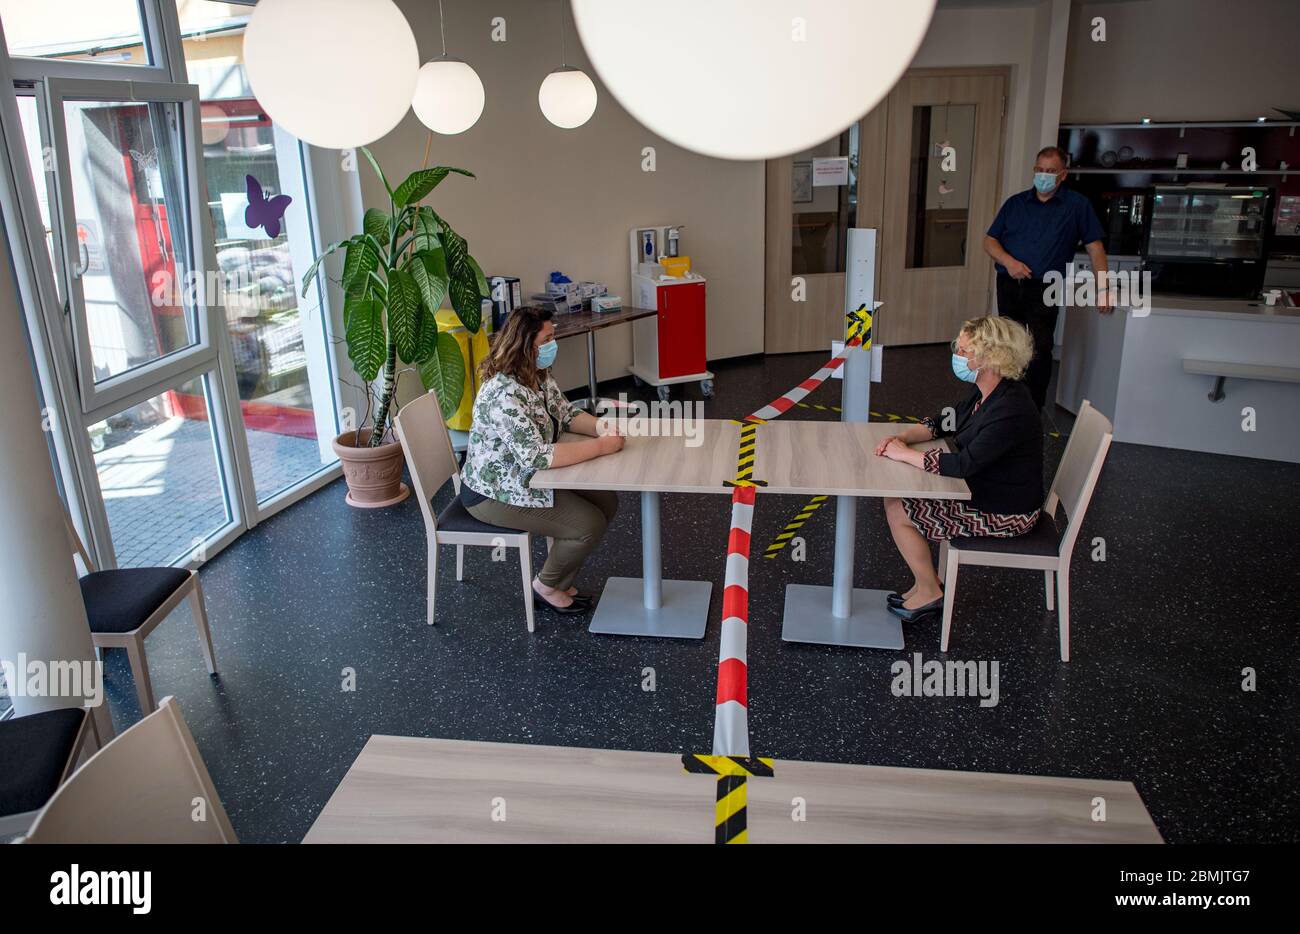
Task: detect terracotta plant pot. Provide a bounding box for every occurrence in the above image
[332,429,410,508]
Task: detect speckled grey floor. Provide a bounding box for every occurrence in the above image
[94,345,1300,843]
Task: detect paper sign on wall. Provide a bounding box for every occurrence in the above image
[812,156,850,187]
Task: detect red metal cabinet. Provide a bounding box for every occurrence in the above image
[655,280,706,378]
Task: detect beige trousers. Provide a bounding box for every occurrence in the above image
[467,490,619,590]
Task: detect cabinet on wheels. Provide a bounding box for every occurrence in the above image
[629,274,714,401]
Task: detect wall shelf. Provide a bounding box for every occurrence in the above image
[1061,121,1300,131]
[1070,168,1290,175]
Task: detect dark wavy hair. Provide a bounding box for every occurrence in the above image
[479,305,554,388]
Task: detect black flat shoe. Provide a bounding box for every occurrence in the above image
[887,595,944,622]
[533,593,590,617]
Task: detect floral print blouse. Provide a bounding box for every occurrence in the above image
[461,371,579,507]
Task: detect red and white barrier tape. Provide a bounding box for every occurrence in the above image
[713,484,756,756]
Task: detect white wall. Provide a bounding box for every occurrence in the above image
[1062,0,1300,122]
[367,0,764,398]
[347,0,1071,401]
[914,0,1071,203]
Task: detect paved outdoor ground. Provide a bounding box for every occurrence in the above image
[97,417,327,567]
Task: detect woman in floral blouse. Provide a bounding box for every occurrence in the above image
[460,305,624,616]
[875,316,1043,622]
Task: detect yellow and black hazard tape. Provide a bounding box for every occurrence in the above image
[714,775,748,844]
[682,754,776,777]
[763,494,828,559]
[846,304,873,348]
[683,754,776,845]
[723,420,767,488]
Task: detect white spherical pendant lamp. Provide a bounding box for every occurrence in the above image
[412,57,486,135]
[570,0,938,160]
[244,0,419,150]
[539,66,597,129]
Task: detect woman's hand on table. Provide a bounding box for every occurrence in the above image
[874,434,907,456]
[878,436,921,466]
[596,432,625,456]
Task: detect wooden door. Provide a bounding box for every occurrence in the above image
[763,120,877,354]
[878,72,1006,345]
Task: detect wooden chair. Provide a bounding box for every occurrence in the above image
[0,706,99,836]
[22,695,237,843]
[394,390,538,632]
[939,400,1114,662]
[67,516,217,713]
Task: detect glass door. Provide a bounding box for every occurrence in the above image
[34,75,245,567]
[3,0,345,572]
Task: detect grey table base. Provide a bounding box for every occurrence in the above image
[588,577,713,639]
[587,490,713,639]
[780,583,904,649]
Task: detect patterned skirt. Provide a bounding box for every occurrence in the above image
[902,499,1040,542]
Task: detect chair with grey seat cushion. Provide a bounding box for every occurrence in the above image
[0,707,98,835]
[66,517,217,714]
[938,400,1113,662]
[394,389,539,632]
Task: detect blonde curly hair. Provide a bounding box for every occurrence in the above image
[955,316,1034,381]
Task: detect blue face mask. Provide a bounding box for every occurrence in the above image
[1033,171,1060,195]
[951,353,979,383]
[535,339,558,369]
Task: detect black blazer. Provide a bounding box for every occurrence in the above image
[925,379,1043,515]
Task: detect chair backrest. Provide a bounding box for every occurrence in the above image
[64,513,96,574]
[23,696,237,843]
[393,389,461,535]
[1045,400,1113,556]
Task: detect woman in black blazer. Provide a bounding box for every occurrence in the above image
[876,316,1043,621]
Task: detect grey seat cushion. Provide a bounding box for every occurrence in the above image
[79,567,191,634]
[0,708,86,816]
[435,496,524,536]
[951,513,1065,557]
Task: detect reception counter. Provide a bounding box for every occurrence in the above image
[1056,294,1300,463]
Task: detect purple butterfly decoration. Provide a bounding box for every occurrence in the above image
[244,174,292,239]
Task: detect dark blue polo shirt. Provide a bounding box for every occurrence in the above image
[986,187,1105,280]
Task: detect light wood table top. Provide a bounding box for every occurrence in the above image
[532,418,741,494]
[303,736,1162,844]
[752,421,970,499]
[532,418,970,500]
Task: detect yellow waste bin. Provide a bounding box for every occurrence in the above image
[435,309,490,430]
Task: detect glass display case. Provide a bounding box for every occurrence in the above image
[1144,186,1273,296]
[1146,186,1271,260]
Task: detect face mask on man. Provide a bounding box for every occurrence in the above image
[1033,171,1060,195]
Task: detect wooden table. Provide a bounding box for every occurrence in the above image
[304,735,1163,844]
[531,419,969,643]
[754,421,970,650]
[551,304,658,411]
[533,419,739,638]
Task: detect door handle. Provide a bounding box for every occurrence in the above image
[73,240,89,278]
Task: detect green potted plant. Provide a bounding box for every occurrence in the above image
[302,148,487,507]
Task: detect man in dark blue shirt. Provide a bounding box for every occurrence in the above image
[983,146,1109,412]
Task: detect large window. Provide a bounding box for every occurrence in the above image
[59,96,201,383]
[176,0,339,503]
[2,0,345,572]
[0,0,152,66]
[90,374,232,566]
